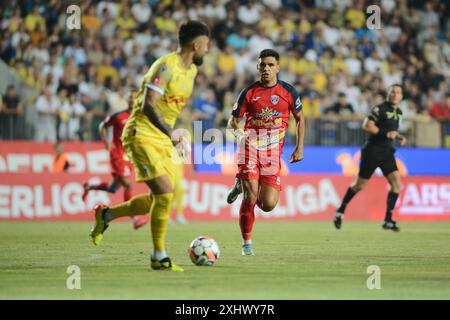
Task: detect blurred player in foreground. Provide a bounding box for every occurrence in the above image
[333,84,406,231]
[89,21,210,272]
[82,92,148,230]
[227,49,305,255]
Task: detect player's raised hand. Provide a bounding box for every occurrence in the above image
[289,148,303,163]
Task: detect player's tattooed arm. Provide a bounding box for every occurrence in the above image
[141,85,174,141]
[289,110,304,163]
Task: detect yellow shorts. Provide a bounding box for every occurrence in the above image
[124,139,175,185]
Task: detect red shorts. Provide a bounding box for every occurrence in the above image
[236,146,282,191]
[110,150,132,178]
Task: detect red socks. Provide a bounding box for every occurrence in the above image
[239,199,256,241]
[124,189,132,201]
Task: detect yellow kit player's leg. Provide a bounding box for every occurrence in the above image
[173,162,187,224]
[149,192,183,272]
[90,204,109,246]
[89,194,152,245]
[150,193,173,252]
[108,194,153,219]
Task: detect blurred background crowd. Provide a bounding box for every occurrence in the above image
[0,0,449,147]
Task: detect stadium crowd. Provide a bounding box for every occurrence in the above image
[0,0,449,146]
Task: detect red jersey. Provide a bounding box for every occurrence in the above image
[103,109,130,155]
[429,102,450,119]
[232,80,302,150]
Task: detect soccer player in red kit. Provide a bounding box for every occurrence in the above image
[82,92,148,229]
[226,49,305,255]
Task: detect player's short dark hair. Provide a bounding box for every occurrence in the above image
[259,49,280,61]
[388,84,403,92]
[178,20,209,47]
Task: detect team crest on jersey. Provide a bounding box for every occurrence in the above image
[271,95,279,105]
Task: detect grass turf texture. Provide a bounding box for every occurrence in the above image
[0,221,449,299]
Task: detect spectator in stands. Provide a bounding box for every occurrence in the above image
[191,88,221,138]
[35,86,60,142]
[0,85,24,140]
[217,46,237,75]
[89,90,111,141]
[323,92,355,120]
[429,93,450,122]
[322,92,356,145]
[237,0,262,25]
[131,0,152,29]
[59,92,86,141]
[24,5,46,33]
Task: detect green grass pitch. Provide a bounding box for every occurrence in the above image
[0,221,449,299]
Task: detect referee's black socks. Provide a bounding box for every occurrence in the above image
[337,187,358,214]
[385,191,399,221]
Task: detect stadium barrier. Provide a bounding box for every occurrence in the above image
[1,141,449,221]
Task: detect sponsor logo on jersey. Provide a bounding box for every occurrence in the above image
[256,107,281,120]
[295,97,302,109]
[247,160,256,169]
[386,111,401,120]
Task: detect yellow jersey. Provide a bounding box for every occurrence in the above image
[122,52,197,146]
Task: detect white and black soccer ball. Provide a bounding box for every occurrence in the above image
[188,236,220,266]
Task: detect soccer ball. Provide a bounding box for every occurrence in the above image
[188,236,220,266]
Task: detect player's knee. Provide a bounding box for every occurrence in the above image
[352,181,366,192]
[243,189,257,204]
[128,194,152,213]
[260,200,277,212]
[154,193,174,209]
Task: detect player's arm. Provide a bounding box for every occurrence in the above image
[289,110,305,163]
[362,117,406,145]
[362,117,398,138]
[141,84,174,141]
[227,116,248,145]
[228,88,250,145]
[98,118,112,151]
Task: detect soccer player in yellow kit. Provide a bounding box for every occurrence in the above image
[89,20,210,272]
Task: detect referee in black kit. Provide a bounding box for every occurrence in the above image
[333,84,406,231]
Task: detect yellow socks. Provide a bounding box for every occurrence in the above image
[104,192,174,255]
[107,194,153,221]
[151,193,174,252]
[173,180,184,216]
